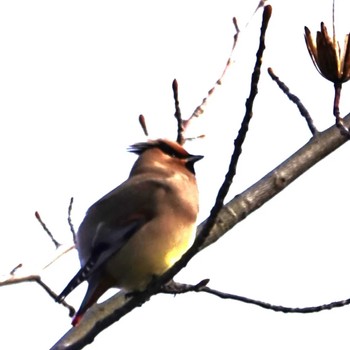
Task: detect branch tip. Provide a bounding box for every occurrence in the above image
[35,211,61,249]
[10,263,23,275]
[138,114,149,136]
[172,79,184,144]
[68,197,76,244]
[268,67,317,135]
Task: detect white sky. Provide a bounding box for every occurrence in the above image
[1,0,350,349]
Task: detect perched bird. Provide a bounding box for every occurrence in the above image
[56,139,203,326]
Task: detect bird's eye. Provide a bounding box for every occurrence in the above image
[159,143,180,158]
[157,140,190,160]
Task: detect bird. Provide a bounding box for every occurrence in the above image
[56,139,203,326]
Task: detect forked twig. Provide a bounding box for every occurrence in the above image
[0,266,75,317]
[189,17,240,121]
[188,0,266,123]
[2,202,77,316]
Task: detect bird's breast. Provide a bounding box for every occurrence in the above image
[103,218,196,291]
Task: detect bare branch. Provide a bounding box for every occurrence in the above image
[50,110,350,350]
[49,5,350,349]
[172,79,185,145]
[202,287,350,313]
[188,1,266,123]
[35,211,61,249]
[36,279,76,317]
[42,245,76,270]
[1,244,75,314]
[192,4,272,250]
[0,268,75,317]
[189,16,240,121]
[159,279,210,294]
[333,82,350,136]
[10,263,23,275]
[138,114,148,136]
[68,197,76,244]
[268,67,317,135]
[160,280,350,314]
[50,8,273,349]
[200,112,350,249]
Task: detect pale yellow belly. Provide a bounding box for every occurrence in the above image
[104,221,196,291]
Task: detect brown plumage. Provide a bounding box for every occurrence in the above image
[56,139,203,326]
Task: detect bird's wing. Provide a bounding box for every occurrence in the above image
[56,219,144,303]
[56,177,169,303]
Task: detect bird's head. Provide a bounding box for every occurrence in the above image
[129,139,203,176]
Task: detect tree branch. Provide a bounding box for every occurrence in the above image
[268,67,318,135]
[50,5,350,348]
[160,280,350,314]
[200,113,350,249]
[0,269,75,317]
[35,211,61,249]
[67,197,76,244]
[50,108,350,350]
[47,7,350,349]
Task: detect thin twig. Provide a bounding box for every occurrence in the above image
[67,197,76,244]
[36,278,76,317]
[0,272,39,286]
[160,280,350,314]
[35,211,61,249]
[333,82,350,137]
[185,134,206,141]
[192,5,272,251]
[172,79,185,145]
[10,263,23,275]
[0,271,75,316]
[42,244,76,270]
[331,4,350,137]
[201,286,350,313]
[163,5,272,279]
[1,244,75,314]
[138,114,149,136]
[188,0,266,123]
[268,67,318,135]
[189,17,240,121]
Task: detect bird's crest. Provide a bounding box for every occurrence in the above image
[129,139,190,159]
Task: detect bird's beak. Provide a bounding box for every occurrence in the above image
[188,155,204,163]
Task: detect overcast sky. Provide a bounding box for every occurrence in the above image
[1,0,350,349]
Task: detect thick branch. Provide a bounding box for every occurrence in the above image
[200,112,350,249]
[51,114,350,350]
